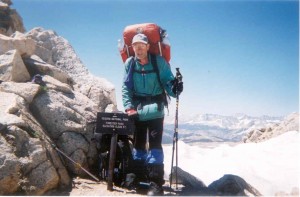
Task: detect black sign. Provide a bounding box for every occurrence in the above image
[95,112,134,135]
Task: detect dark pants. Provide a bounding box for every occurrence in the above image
[134,117,164,151]
[132,118,165,186]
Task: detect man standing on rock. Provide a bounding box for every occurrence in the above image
[122,33,183,195]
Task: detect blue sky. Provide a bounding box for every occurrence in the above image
[12,0,299,117]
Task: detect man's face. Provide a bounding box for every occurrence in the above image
[132,42,150,60]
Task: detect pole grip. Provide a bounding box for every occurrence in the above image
[175,68,183,83]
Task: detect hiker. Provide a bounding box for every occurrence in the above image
[122,33,183,195]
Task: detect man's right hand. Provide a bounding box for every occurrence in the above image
[126,108,138,116]
[171,79,183,95]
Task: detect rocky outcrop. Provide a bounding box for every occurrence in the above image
[0,3,117,194]
[243,113,299,143]
[0,133,21,194]
[0,32,36,56]
[26,27,117,112]
[0,0,25,36]
[0,91,71,195]
[0,81,40,103]
[170,167,262,196]
[208,174,262,196]
[0,49,31,82]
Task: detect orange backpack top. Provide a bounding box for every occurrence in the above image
[118,23,171,63]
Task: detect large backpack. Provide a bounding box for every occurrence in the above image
[118,23,171,63]
[94,133,134,187]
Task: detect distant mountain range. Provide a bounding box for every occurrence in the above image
[163,113,283,144]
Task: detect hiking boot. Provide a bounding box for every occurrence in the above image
[132,160,148,183]
[147,164,165,186]
[135,182,149,195]
[147,182,164,196]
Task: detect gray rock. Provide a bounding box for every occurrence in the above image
[25,160,59,195]
[0,32,35,56]
[0,92,71,195]
[169,167,262,196]
[29,88,99,176]
[0,0,12,6]
[170,166,206,189]
[243,113,299,143]
[0,0,25,36]
[30,89,97,139]
[208,174,262,196]
[56,131,89,176]
[23,55,73,85]
[0,49,31,82]
[26,27,117,112]
[0,135,21,194]
[0,92,27,127]
[0,81,40,103]
[42,75,73,94]
[6,126,58,195]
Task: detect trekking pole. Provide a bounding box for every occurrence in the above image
[170,68,182,190]
[53,144,100,182]
[37,131,100,182]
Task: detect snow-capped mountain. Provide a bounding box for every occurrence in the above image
[163,113,283,144]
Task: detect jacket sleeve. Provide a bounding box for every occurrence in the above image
[122,58,135,111]
[157,56,176,98]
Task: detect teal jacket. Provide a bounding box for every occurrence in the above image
[122,54,176,121]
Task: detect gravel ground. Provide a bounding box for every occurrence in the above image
[68,177,177,196]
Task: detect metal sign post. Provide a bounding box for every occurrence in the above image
[95,112,134,191]
[107,130,117,191]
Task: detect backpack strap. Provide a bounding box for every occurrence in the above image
[150,54,163,89]
[150,54,169,110]
[123,57,136,90]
